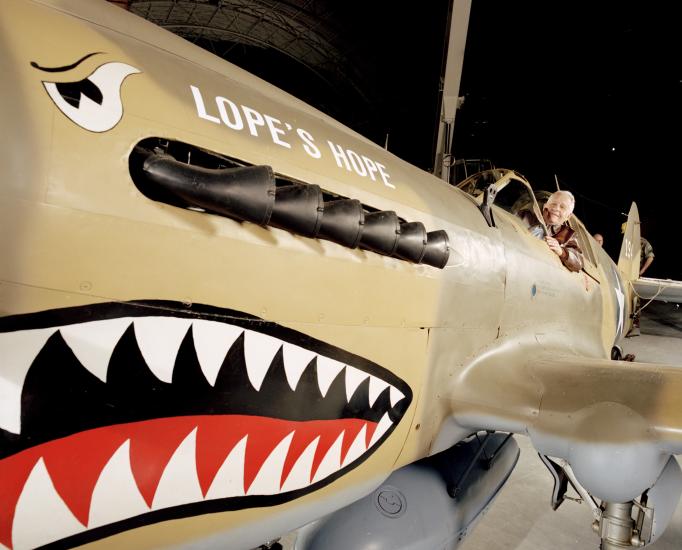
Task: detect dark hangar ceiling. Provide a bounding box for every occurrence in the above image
[124,1,370,105]
[111,0,452,170]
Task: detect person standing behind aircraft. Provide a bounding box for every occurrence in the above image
[540,191,584,272]
[628,235,654,337]
[594,233,604,247]
[640,236,654,276]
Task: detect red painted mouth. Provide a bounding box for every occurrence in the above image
[0,301,411,549]
[0,415,381,549]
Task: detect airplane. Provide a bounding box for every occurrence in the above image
[2,1,682,549]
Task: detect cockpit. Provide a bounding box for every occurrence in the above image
[455,169,601,274]
[456,169,546,232]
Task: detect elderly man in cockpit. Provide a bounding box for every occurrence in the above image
[540,190,584,272]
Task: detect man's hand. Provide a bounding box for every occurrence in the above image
[544,236,563,257]
[640,256,654,276]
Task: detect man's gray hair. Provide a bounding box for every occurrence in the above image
[552,190,575,210]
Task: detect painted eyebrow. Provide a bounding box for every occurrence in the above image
[30,52,103,73]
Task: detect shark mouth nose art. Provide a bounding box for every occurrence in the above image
[0,301,411,549]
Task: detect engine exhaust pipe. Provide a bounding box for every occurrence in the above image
[422,230,450,268]
[140,151,275,225]
[133,146,451,268]
[318,199,364,248]
[270,184,324,238]
[394,221,427,263]
[359,211,401,256]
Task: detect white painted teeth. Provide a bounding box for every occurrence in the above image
[389,386,405,408]
[7,417,396,549]
[316,356,345,397]
[0,327,55,434]
[1,316,407,436]
[281,343,316,391]
[243,330,282,391]
[11,458,86,549]
[60,318,131,383]
[192,320,242,386]
[247,432,295,495]
[342,425,368,467]
[345,366,369,402]
[88,440,149,528]
[205,436,248,499]
[369,376,390,407]
[311,431,344,484]
[369,413,393,447]
[133,318,191,383]
[151,428,204,510]
[3,313,408,549]
[280,437,319,492]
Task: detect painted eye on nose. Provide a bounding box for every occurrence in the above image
[36,59,140,132]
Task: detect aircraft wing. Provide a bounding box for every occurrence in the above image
[454,353,682,503]
[634,277,682,303]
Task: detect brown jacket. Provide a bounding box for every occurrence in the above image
[550,223,584,272]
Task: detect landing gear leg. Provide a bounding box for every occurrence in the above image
[594,501,646,548]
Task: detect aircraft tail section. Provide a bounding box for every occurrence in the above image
[617,202,641,283]
[617,190,682,306]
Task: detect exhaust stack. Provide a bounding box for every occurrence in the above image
[132,146,451,269]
